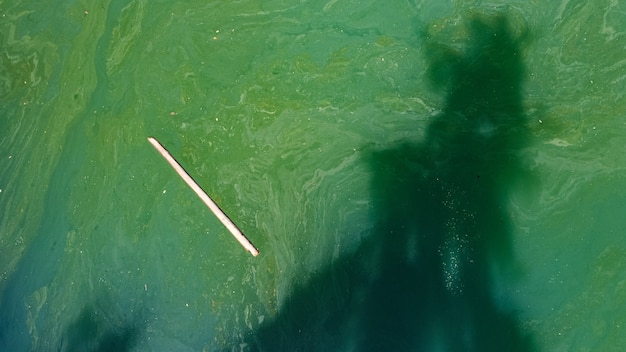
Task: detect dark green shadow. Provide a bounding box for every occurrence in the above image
[243,12,536,352]
[60,299,146,352]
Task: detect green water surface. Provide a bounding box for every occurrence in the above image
[1,0,626,351]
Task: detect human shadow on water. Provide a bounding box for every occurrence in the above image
[244,12,535,352]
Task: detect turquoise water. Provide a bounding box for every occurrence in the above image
[1,0,626,351]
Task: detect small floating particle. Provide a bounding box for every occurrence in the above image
[170,111,176,116]
[213,36,218,40]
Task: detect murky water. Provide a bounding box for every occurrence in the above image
[1,0,625,351]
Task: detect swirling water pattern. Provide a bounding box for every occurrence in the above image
[1,0,625,350]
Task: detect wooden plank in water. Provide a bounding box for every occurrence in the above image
[148,137,259,257]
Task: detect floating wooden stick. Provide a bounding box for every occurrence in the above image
[148,137,259,257]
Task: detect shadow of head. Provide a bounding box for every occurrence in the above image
[423,13,529,154]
